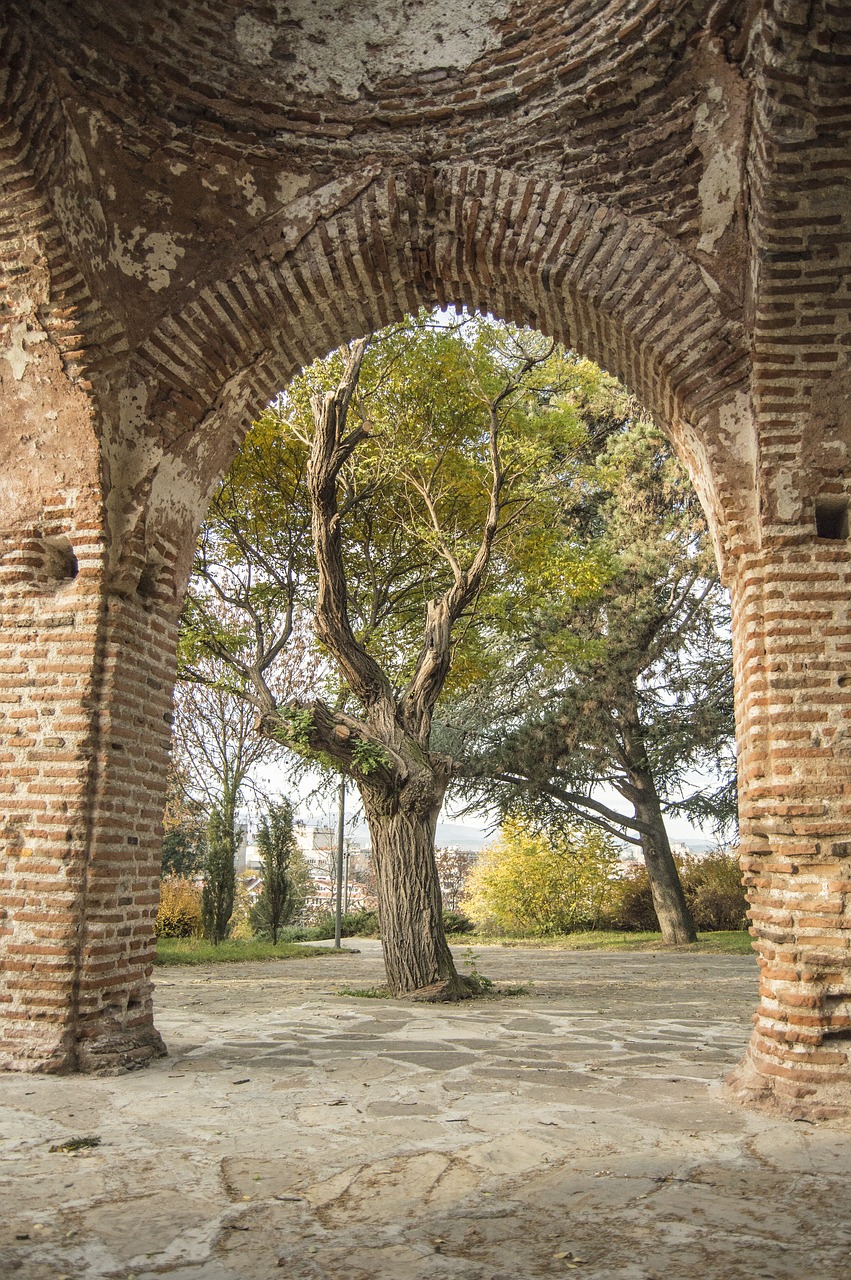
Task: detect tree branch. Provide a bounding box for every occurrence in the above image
[491,771,653,841]
[260,698,406,789]
[307,339,396,711]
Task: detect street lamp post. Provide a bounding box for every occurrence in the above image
[334,778,345,949]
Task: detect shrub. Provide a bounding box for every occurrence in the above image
[442,909,475,934]
[201,807,236,944]
[310,911,337,939]
[275,924,328,943]
[299,908,380,938]
[229,874,256,941]
[603,848,748,933]
[156,876,203,938]
[603,863,658,932]
[463,818,623,935]
[681,849,747,931]
[341,908,380,936]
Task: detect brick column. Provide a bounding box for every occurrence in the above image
[727,535,851,1118]
[0,524,174,1070]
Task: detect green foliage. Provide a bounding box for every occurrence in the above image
[603,864,659,932]
[350,738,391,776]
[308,911,337,938]
[156,876,203,938]
[338,985,392,998]
[591,849,747,933]
[278,707,315,755]
[461,946,494,993]
[682,850,748,931]
[339,908,381,936]
[201,806,237,944]
[478,930,753,954]
[463,817,623,935]
[453,413,736,864]
[305,908,380,938]
[442,909,476,935]
[184,310,604,762]
[249,797,305,944]
[162,826,206,878]
[274,923,329,943]
[49,1136,102,1154]
[161,766,207,877]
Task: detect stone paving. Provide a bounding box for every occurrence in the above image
[2,941,850,1280]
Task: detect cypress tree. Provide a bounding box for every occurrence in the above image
[256,799,296,945]
[202,805,236,944]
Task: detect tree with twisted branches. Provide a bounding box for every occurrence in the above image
[188,315,577,996]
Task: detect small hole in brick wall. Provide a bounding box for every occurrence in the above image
[43,536,79,583]
[127,996,141,1010]
[815,497,849,540]
[136,566,159,599]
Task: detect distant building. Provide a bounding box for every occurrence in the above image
[300,874,375,920]
[294,823,336,874]
[233,817,338,874]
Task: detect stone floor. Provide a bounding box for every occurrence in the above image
[3,941,851,1280]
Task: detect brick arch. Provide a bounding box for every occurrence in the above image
[128,165,750,583]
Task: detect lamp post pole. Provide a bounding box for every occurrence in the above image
[334,778,345,949]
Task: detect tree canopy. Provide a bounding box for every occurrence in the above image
[451,417,735,848]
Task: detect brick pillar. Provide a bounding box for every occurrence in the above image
[0,523,174,1071]
[727,536,851,1118]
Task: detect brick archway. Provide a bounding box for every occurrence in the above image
[122,165,750,588]
[1,2,850,1117]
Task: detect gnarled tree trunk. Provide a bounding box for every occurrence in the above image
[361,770,466,997]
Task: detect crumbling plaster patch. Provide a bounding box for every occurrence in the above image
[690,39,749,267]
[109,227,186,293]
[236,0,511,98]
[694,85,742,255]
[1,319,46,382]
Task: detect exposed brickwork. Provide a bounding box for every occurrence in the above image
[0,2,849,1113]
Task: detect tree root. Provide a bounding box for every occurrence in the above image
[401,976,479,1003]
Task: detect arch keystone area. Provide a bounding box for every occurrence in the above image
[0,2,849,1117]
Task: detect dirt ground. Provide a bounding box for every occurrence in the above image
[2,941,850,1280]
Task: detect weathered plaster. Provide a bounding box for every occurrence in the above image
[238,0,512,96]
[1,320,44,382]
[109,227,186,293]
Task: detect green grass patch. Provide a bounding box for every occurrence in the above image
[155,937,342,965]
[449,930,754,955]
[337,985,393,999]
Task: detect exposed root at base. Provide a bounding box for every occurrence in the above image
[401,976,479,1003]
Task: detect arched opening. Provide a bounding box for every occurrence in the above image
[169,305,738,980]
[2,163,849,1122]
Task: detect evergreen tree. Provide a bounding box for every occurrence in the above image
[454,421,735,944]
[202,804,237,944]
[254,798,298,944]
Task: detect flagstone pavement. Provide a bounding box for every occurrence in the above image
[2,940,850,1280]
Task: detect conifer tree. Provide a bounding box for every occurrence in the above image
[202,804,237,944]
[255,798,298,945]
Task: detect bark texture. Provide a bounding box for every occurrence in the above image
[363,773,467,997]
[633,776,697,945]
